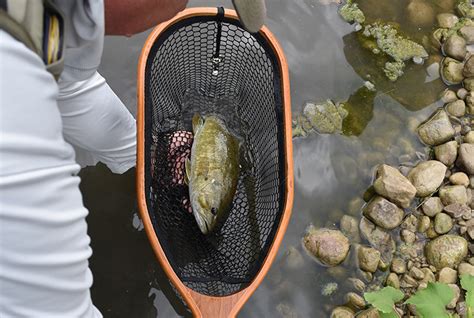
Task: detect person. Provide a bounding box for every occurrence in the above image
[0,0,265,316]
[0,1,187,317]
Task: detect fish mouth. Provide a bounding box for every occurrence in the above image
[193,210,215,235]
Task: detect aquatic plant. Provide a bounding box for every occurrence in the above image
[457,0,474,18]
[339,0,365,24]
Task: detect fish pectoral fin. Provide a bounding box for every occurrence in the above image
[192,114,204,134]
[184,158,191,185]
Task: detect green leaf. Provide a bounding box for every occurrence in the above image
[461,274,474,318]
[364,286,404,314]
[379,311,399,318]
[405,282,453,318]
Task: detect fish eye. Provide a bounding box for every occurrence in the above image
[211,207,217,216]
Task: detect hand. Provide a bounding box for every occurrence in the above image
[105,0,188,36]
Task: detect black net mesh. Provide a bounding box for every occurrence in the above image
[143,11,287,297]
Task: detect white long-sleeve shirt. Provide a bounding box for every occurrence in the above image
[0,1,136,316]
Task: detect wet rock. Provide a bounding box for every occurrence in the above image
[465,131,474,143]
[446,100,466,117]
[425,234,468,269]
[440,89,458,103]
[386,272,400,289]
[457,301,467,317]
[447,284,460,309]
[457,143,474,174]
[276,303,298,318]
[401,229,416,244]
[410,266,425,280]
[439,185,468,205]
[437,13,459,28]
[401,274,418,288]
[434,213,453,234]
[443,35,467,61]
[444,203,471,218]
[459,262,474,276]
[458,88,469,99]
[303,100,348,134]
[408,160,447,196]
[442,57,465,85]
[363,196,404,230]
[359,218,395,262]
[283,246,305,270]
[356,308,380,318]
[340,215,361,242]
[418,215,431,232]
[391,257,407,274]
[327,266,347,280]
[417,109,455,146]
[331,306,355,318]
[373,164,416,208]
[358,246,381,273]
[422,197,444,217]
[407,0,435,27]
[348,197,365,216]
[421,268,436,283]
[434,141,458,166]
[464,56,474,78]
[449,172,470,186]
[438,267,457,284]
[465,78,474,92]
[302,227,350,267]
[460,25,474,44]
[401,214,419,232]
[348,278,366,292]
[346,292,366,310]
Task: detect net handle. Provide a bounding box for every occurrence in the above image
[136,7,294,317]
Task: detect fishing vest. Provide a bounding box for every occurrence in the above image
[0,0,65,79]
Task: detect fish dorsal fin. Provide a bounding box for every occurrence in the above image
[192,114,204,134]
[184,157,191,185]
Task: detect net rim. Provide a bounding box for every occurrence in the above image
[136,7,294,317]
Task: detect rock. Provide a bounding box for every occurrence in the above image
[443,35,467,61]
[283,246,305,270]
[425,234,468,269]
[458,88,469,99]
[440,89,458,103]
[457,143,474,174]
[422,197,444,217]
[276,303,298,318]
[418,215,431,232]
[358,246,381,273]
[327,266,347,280]
[401,229,416,243]
[460,25,474,44]
[386,272,400,289]
[331,306,355,318]
[303,100,347,134]
[459,263,474,277]
[465,78,474,92]
[363,196,404,230]
[417,109,455,146]
[359,218,395,263]
[465,131,474,143]
[444,203,471,218]
[407,0,435,26]
[373,164,416,208]
[401,214,419,232]
[302,227,350,266]
[434,141,458,166]
[446,100,466,117]
[434,213,453,234]
[348,197,365,216]
[457,302,467,317]
[421,268,436,283]
[346,292,366,310]
[401,274,419,288]
[464,56,474,78]
[442,57,465,85]
[437,13,459,28]
[450,172,470,186]
[410,267,425,280]
[355,308,379,318]
[348,278,366,292]
[408,161,447,196]
[447,284,460,309]
[391,257,407,274]
[438,267,457,284]
[340,215,360,242]
[439,185,468,205]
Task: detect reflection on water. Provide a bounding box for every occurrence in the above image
[80,0,446,316]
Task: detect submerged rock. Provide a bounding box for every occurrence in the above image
[441,57,465,85]
[363,196,404,229]
[331,306,355,318]
[434,213,453,234]
[457,0,474,18]
[422,197,444,216]
[434,141,458,166]
[417,109,455,146]
[457,143,474,174]
[425,234,468,269]
[446,100,466,117]
[373,164,416,208]
[303,100,348,134]
[437,13,460,28]
[408,160,447,197]
[302,226,350,267]
[443,34,467,61]
[358,246,381,273]
[464,55,474,78]
[440,185,468,205]
[407,0,435,27]
[460,25,474,44]
[340,215,361,242]
[359,218,395,262]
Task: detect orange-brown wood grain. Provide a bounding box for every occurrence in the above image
[136,8,293,317]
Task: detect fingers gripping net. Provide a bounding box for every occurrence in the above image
[143,11,287,297]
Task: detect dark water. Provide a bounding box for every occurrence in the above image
[82,0,451,316]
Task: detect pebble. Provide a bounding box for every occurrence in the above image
[465,131,474,143]
[464,55,474,78]
[401,274,418,288]
[457,88,468,100]
[408,160,447,197]
[410,267,425,280]
[425,234,468,269]
[348,278,366,292]
[446,100,466,117]
[443,35,467,61]
[346,292,366,310]
[330,306,354,318]
[457,143,474,175]
[386,273,400,289]
[373,164,416,208]
[434,213,453,234]
[460,25,474,44]
[437,13,459,28]
[441,89,458,103]
[363,196,404,230]
[421,268,435,283]
[358,246,381,273]
[302,227,350,267]
[391,257,407,274]
[418,215,431,233]
[434,140,458,167]
[340,215,361,243]
[438,267,457,284]
[401,214,419,232]
[417,109,455,146]
[442,57,465,85]
[439,185,468,205]
[457,302,467,317]
[401,229,416,244]
[422,197,444,217]
[444,203,471,218]
[447,284,460,309]
[449,172,470,186]
[458,262,474,276]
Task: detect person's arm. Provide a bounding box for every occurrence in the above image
[104,0,188,36]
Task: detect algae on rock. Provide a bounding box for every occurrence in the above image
[457,0,474,18]
[339,0,365,24]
